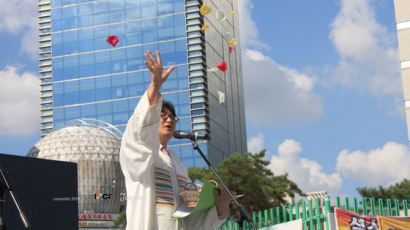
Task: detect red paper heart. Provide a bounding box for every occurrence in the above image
[106,35,119,47]
[217,61,227,72]
[229,46,233,53]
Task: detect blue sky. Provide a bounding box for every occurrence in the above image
[0,0,409,199]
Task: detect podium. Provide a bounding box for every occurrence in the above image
[0,153,78,230]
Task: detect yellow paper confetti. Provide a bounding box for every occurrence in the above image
[201,24,209,31]
[230,11,235,16]
[200,4,212,16]
[228,39,236,47]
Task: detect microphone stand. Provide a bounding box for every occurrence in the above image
[0,169,30,229]
[190,140,258,230]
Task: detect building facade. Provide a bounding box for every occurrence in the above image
[394,0,410,142]
[38,0,247,167]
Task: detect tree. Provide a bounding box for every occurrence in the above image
[188,150,304,213]
[357,179,410,201]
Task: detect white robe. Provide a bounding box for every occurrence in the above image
[120,91,227,230]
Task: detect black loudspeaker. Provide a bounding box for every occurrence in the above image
[0,153,78,230]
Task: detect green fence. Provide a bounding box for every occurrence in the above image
[215,196,409,230]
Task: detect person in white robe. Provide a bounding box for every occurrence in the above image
[120,50,231,230]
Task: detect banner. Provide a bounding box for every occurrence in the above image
[335,208,379,230]
[378,216,410,230]
[262,219,302,230]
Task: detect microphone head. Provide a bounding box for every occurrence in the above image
[173,130,210,140]
[173,130,184,139]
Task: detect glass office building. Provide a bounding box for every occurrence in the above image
[38,0,247,167]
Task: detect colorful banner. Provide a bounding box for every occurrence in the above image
[378,216,410,230]
[335,208,379,230]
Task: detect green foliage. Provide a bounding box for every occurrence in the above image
[112,211,126,229]
[357,179,410,201]
[188,150,304,212]
[187,166,214,183]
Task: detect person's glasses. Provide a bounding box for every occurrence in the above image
[160,113,179,123]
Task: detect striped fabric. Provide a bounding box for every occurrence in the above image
[154,167,174,207]
[177,175,189,191]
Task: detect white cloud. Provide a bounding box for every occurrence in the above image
[247,133,265,153]
[268,140,343,196]
[328,0,401,96]
[245,49,266,61]
[0,66,40,136]
[0,0,38,56]
[238,1,322,125]
[238,0,269,49]
[243,49,323,124]
[336,141,410,187]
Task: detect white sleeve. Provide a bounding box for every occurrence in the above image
[185,206,229,230]
[119,90,162,182]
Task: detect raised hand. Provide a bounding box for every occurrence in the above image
[144,50,175,88]
[144,50,175,105]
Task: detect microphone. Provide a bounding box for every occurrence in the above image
[173,130,210,140]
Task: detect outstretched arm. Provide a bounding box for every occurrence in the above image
[145,50,175,105]
[120,50,175,182]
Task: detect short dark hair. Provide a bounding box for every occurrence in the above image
[162,100,176,117]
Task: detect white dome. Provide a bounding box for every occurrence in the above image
[28,124,125,214]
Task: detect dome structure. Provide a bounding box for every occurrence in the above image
[27,119,125,214]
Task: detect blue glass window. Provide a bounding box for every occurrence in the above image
[141,3,157,18]
[126,46,144,71]
[111,49,127,73]
[125,6,141,20]
[80,104,96,117]
[97,101,112,114]
[127,72,145,96]
[62,30,78,55]
[63,55,79,80]
[159,41,176,66]
[95,76,112,101]
[78,28,94,53]
[64,81,80,105]
[94,51,111,76]
[79,78,95,103]
[64,106,80,120]
[53,83,64,106]
[54,108,65,121]
[79,53,95,78]
[141,19,158,43]
[112,74,128,98]
[94,26,110,50]
[175,39,187,63]
[53,57,64,81]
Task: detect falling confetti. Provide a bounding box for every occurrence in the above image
[200,4,211,16]
[201,24,209,31]
[216,9,226,21]
[228,39,236,47]
[230,11,235,16]
[106,35,119,47]
[217,62,227,72]
[207,67,219,72]
[229,46,233,53]
[218,91,225,103]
